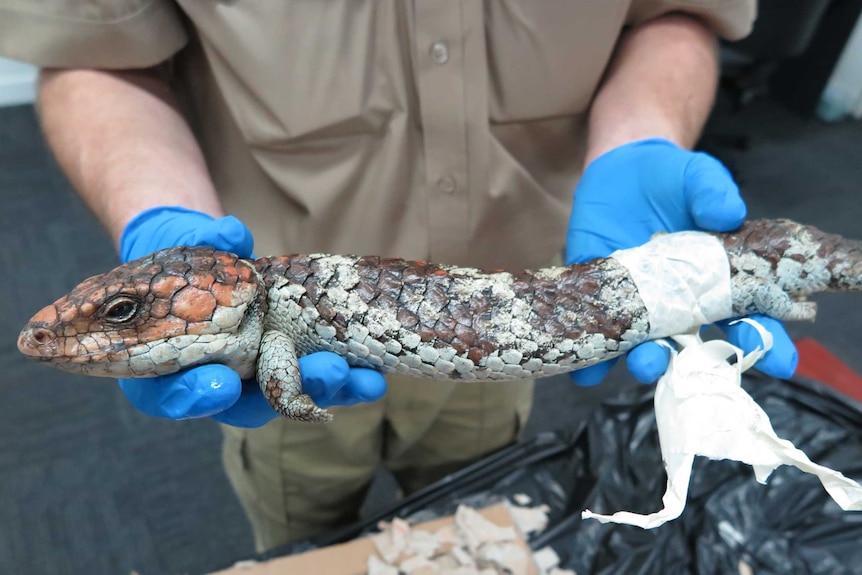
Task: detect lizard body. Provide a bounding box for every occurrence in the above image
[19,219,862,422]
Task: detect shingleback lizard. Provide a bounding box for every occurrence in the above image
[18,219,862,423]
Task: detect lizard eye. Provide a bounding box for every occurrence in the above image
[101,297,139,323]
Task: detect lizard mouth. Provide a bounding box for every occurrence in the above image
[33,353,111,365]
[48,357,135,377]
[19,327,249,379]
[18,327,139,376]
[23,348,135,377]
[19,327,121,358]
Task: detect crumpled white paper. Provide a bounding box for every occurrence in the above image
[582,319,862,529]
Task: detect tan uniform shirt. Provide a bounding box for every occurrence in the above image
[0,1,755,268]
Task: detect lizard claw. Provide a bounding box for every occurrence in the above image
[258,330,333,423]
[279,393,333,423]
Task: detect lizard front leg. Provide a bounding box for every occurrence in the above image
[257,330,333,423]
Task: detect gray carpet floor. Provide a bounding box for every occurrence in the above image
[0,97,860,574]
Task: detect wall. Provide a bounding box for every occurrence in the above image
[0,58,37,107]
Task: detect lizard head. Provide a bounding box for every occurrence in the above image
[18,246,267,379]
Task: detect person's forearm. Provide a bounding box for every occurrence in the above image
[38,67,224,246]
[586,14,720,164]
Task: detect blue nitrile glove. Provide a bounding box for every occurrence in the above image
[565,139,798,386]
[117,206,387,427]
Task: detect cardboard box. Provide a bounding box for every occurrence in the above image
[211,503,536,575]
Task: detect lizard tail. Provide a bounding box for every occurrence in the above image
[721,219,862,298]
[822,230,862,293]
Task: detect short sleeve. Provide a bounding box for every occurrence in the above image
[626,0,757,41]
[0,1,187,68]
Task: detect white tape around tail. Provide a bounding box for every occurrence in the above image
[610,231,733,339]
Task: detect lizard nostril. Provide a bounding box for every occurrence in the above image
[18,327,59,357]
[29,328,56,347]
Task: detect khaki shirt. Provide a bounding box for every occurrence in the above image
[0,1,754,268]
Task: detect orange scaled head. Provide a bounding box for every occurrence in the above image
[18,247,266,379]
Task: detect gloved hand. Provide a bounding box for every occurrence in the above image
[565,139,798,386]
[117,206,387,427]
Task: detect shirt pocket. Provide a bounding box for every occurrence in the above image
[180,1,403,148]
[485,0,629,123]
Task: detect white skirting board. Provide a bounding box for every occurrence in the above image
[0,58,37,107]
[820,15,862,121]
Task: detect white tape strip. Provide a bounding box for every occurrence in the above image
[582,320,862,528]
[610,231,733,338]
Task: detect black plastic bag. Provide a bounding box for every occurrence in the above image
[557,375,862,574]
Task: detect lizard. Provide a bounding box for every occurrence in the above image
[18,219,862,423]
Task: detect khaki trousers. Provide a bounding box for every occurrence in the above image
[221,373,534,552]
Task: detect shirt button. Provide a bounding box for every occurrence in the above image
[429,41,449,65]
[437,175,456,194]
